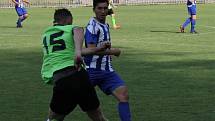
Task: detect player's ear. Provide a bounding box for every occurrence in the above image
[71,16,73,24]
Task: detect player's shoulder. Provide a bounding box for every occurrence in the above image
[87,17,98,26]
[73,26,84,34]
[86,17,100,31]
[87,17,108,28]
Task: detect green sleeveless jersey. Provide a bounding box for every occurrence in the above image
[41,25,76,84]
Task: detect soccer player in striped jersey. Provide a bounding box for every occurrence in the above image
[12,0,30,28]
[41,8,108,121]
[84,0,131,121]
[108,0,121,29]
[180,0,197,33]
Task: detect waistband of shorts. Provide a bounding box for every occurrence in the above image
[54,66,76,75]
[53,66,77,81]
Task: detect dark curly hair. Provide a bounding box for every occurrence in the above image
[93,0,109,9]
[54,8,72,23]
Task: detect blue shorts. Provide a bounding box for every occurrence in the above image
[15,7,27,16]
[187,5,196,15]
[87,70,125,95]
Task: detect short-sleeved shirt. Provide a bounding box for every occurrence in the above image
[84,18,126,95]
[15,0,27,16]
[15,0,24,8]
[187,0,196,7]
[187,0,196,15]
[84,17,114,72]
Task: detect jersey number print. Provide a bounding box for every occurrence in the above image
[43,31,66,54]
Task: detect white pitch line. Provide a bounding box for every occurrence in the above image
[137,40,214,48]
[132,31,215,41]
[0,33,33,37]
[180,31,215,37]
[199,25,215,29]
[130,33,215,48]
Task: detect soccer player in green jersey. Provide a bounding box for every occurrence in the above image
[41,8,109,121]
[108,0,121,29]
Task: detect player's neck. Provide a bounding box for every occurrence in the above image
[53,23,65,26]
[95,17,106,24]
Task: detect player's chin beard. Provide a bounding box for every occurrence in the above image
[97,16,106,24]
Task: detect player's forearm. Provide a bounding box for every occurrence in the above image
[88,48,120,56]
[74,44,82,56]
[81,47,106,56]
[101,48,120,56]
[73,27,84,56]
[109,0,116,8]
[23,0,30,4]
[12,0,19,5]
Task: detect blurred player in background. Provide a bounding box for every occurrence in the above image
[12,0,30,28]
[180,0,197,33]
[108,0,121,29]
[41,8,109,121]
[84,0,131,121]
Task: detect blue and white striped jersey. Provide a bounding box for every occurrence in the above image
[187,0,196,7]
[84,17,114,72]
[15,0,24,8]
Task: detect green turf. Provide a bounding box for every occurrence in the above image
[0,4,215,121]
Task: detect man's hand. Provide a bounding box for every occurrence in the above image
[104,42,111,49]
[112,48,121,57]
[24,0,30,4]
[74,54,83,71]
[99,41,111,50]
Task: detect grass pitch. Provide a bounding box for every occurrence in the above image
[0,4,215,121]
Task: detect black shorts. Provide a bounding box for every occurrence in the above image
[108,9,114,15]
[50,66,100,115]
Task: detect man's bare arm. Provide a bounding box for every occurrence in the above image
[82,43,121,57]
[73,27,84,68]
[23,0,30,4]
[12,0,19,5]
